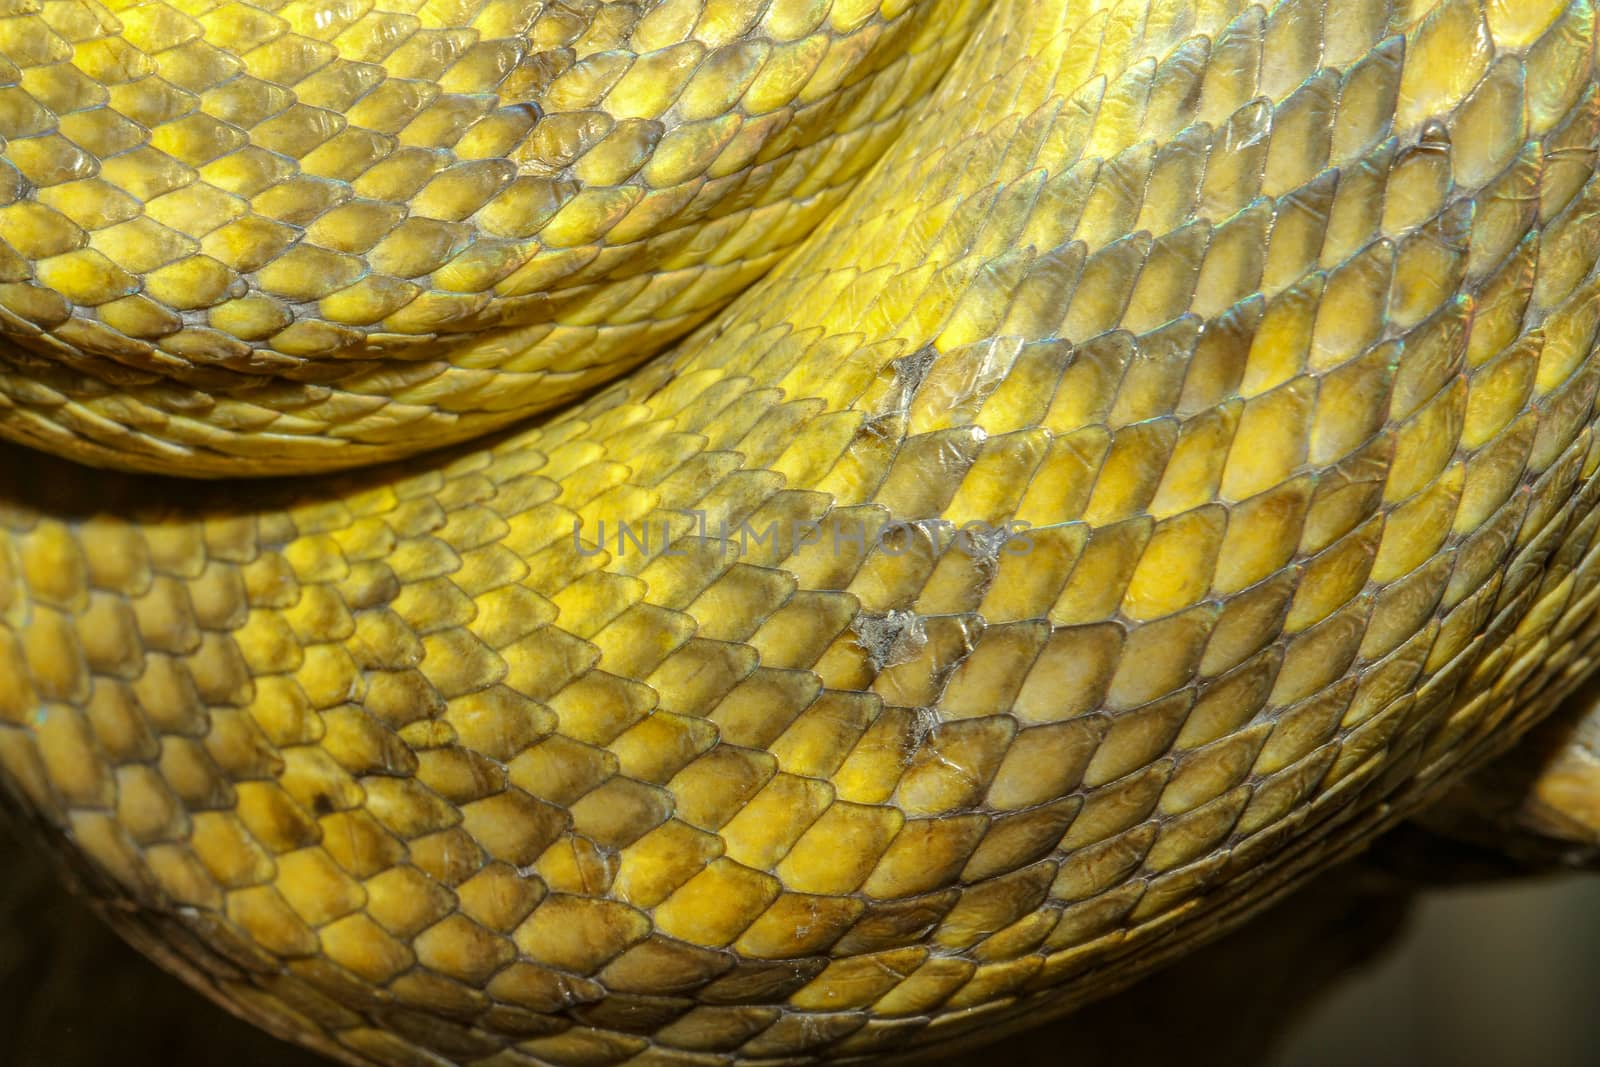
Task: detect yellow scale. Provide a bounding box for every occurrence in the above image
[3,1,1600,1064]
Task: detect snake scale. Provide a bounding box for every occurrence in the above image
[3,0,1600,1062]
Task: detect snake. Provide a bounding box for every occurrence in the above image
[3,0,1600,1063]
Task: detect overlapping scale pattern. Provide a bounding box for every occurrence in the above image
[0,0,976,475]
[6,1,1600,1066]
[1425,669,1600,860]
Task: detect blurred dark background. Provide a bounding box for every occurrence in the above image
[2,812,1597,1067]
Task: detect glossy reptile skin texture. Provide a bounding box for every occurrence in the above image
[0,0,976,474]
[5,0,1600,1065]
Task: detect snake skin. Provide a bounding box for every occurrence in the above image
[5,0,1600,1065]
[0,0,977,475]
[1423,677,1600,862]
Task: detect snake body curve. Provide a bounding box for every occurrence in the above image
[4,1,1600,1064]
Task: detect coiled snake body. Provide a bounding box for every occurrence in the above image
[3,0,1600,1063]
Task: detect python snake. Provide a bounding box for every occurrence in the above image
[3,0,1600,1063]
